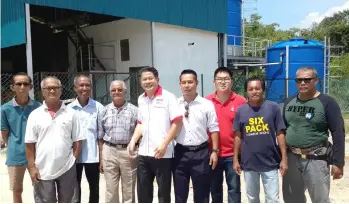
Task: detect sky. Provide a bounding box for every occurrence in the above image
[253,0,349,30]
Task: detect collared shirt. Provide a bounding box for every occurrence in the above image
[1,97,41,166]
[98,101,138,144]
[137,86,182,158]
[176,95,219,146]
[206,92,246,157]
[25,101,85,180]
[67,98,105,163]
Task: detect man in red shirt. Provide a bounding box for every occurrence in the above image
[206,67,246,203]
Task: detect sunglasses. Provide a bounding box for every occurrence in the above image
[295,78,315,84]
[184,104,189,118]
[14,82,30,87]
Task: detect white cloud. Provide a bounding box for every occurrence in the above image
[298,0,349,28]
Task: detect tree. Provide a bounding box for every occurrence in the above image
[244,10,349,77]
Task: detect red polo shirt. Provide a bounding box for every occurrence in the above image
[206,92,246,157]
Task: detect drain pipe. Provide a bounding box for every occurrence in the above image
[232,53,284,68]
[285,45,289,98]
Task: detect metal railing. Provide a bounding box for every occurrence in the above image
[227,35,272,57]
[68,43,116,72]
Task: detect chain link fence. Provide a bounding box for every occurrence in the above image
[328,77,349,113]
[1,72,142,106]
[1,73,15,103]
[1,72,349,113]
[1,73,42,104]
[230,69,348,113]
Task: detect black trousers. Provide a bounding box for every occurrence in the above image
[137,156,172,203]
[173,144,212,203]
[76,163,100,203]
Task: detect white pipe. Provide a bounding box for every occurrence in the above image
[223,34,227,67]
[150,22,155,67]
[327,37,331,94]
[323,36,327,93]
[286,45,289,98]
[233,53,284,67]
[232,61,282,67]
[25,4,34,98]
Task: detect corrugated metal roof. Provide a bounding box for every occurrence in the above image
[2,0,227,48]
[1,0,26,48]
[23,0,228,33]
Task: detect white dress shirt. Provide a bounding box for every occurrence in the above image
[176,95,219,146]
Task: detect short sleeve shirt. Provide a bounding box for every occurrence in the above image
[25,102,85,180]
[233,100,285,172]
[1,98,41,166]
[98,102,138,144]
[67,98,105,163]
[137,86,182,158]
[206,92,246,157]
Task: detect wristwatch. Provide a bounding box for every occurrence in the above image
[212,149,220,154]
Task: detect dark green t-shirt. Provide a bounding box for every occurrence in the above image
[283,93,345,166]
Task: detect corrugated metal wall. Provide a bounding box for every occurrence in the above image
[23,0,227,33]
[1,0,26,48]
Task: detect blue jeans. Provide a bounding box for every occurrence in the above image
[210,156,241,203]
[244,169,279,203]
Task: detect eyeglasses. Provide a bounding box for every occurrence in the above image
[215,78,231,83]
[43,86,61,91]
[295,78,315,84]
[184,104,189,118]
[14,82,30,87]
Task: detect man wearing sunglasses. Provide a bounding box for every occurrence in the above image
[174,69,219,203]
[282,67,345,203]
[1,72,41,203]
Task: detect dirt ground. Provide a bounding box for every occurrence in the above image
[1,151,349,203]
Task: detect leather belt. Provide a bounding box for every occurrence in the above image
[104,141,128,148]
[177,141,208,151]
[288,142,327,159]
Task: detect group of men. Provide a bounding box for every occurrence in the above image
[1,66,345,203]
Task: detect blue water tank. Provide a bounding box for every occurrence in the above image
[265,37,325,103]
[227,0,242,45]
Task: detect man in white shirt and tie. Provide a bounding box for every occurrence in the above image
[174,69,220,203]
